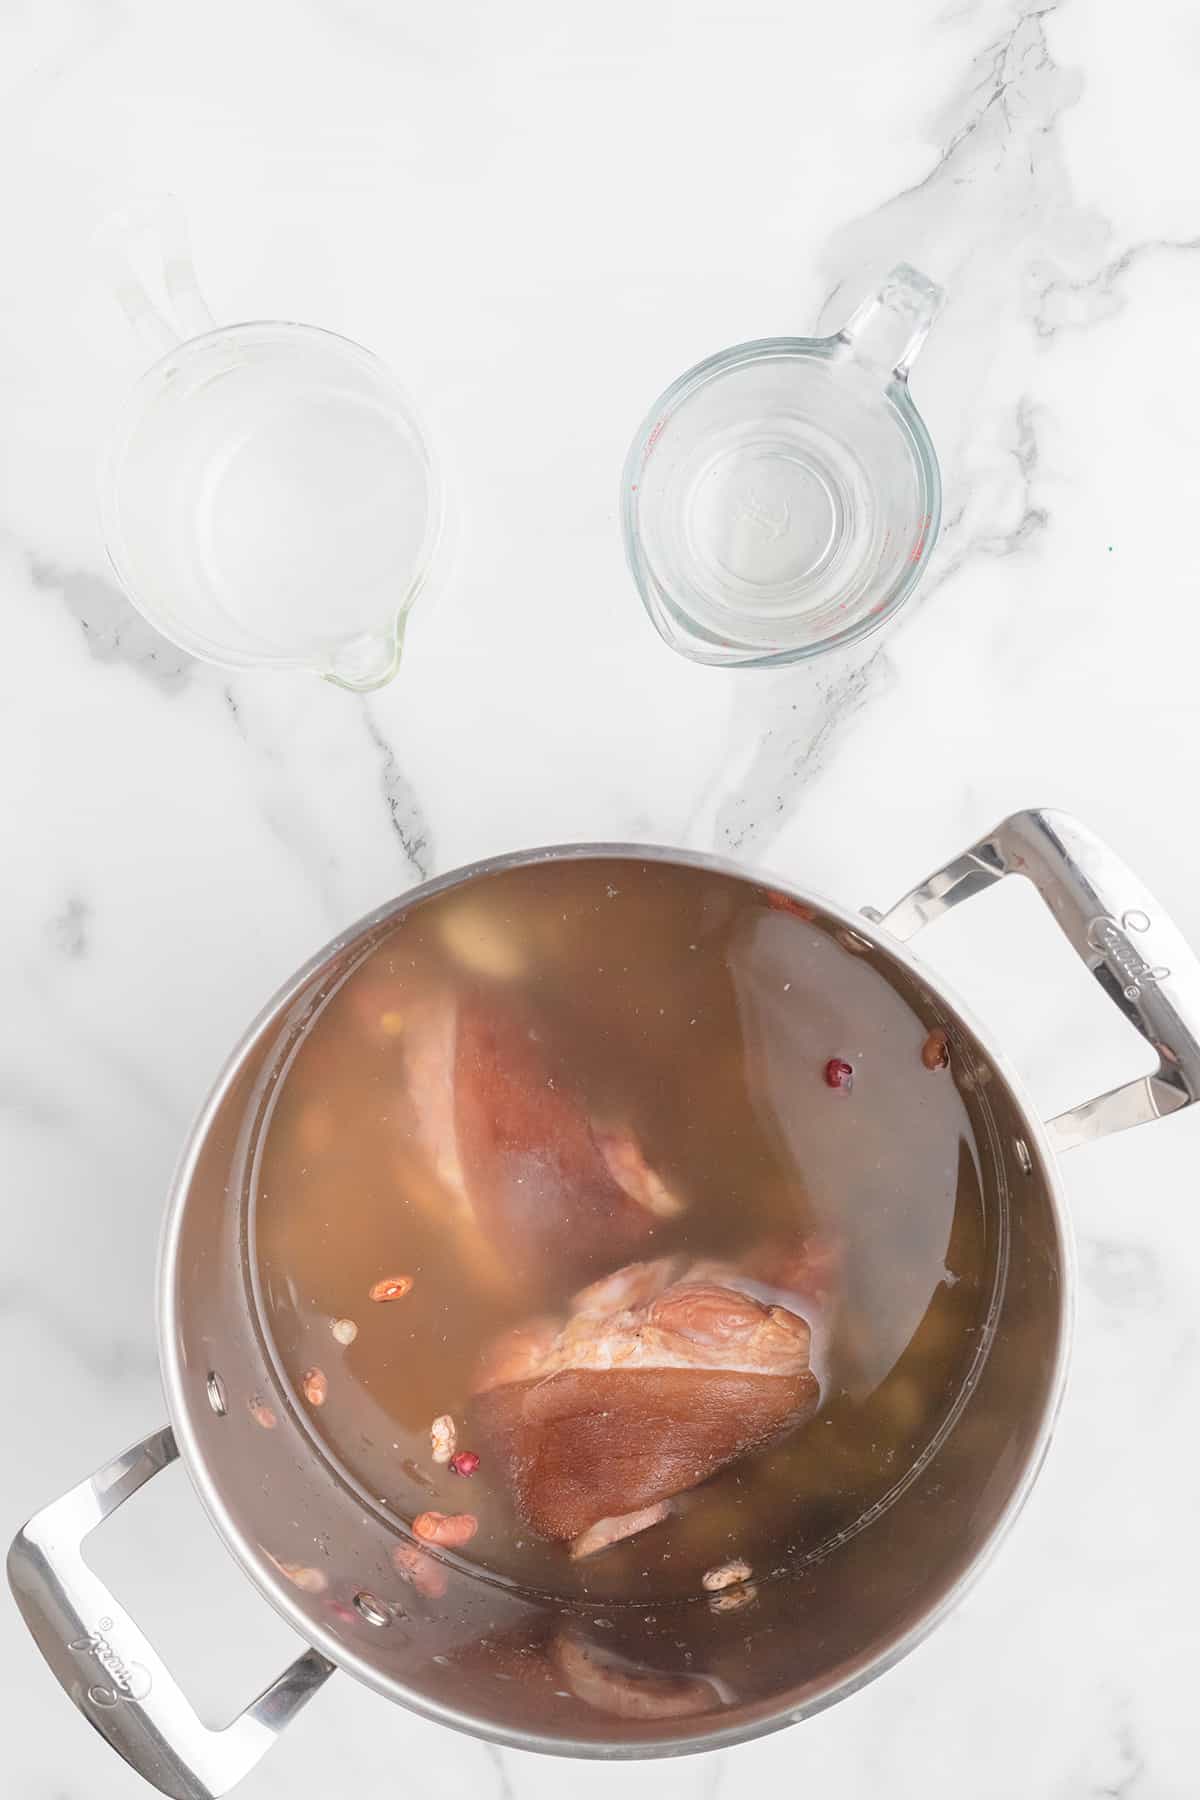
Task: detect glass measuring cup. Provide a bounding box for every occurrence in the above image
[97,199,444,690]
[621,265,943,667]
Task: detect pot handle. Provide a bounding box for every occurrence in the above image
[6,1425,335,1800]
[865,808,1200,1152]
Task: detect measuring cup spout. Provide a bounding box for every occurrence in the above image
[324,626,405,692]
[94,194,216,363]
[835,263,943,382]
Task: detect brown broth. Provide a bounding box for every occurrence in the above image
[250,859,997,1606]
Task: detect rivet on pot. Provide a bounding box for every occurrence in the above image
[1013,1137,1033,1175]
[835,926,873,956]
[353,1590,391,1627]
[206,1372,228,1417]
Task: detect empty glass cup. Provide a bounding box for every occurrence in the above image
[97,198,444,690]
[621,265,944,667]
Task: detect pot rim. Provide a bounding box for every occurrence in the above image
[157,840,1076,1759]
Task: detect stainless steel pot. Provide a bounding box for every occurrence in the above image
[11,810,1200,1800]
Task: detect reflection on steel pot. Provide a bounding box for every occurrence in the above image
[10,810,1200,1799]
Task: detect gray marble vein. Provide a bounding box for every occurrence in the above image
[701,0,1097,859]
[218,681,353,927]
[700,1752,728,1799]
[0,1067,72,1132]
[46,895,90,960]
[819,3,1081,340]
[481,1740,517,1800]
[1076,1235,1163,1313]
[1087,1711,1146,1800]
[711,649,888,856]
[924,391,1049,599]
[29,559,195,691]
[1035,236,1200,338]
[361,710,434,882]
[817,0,1091,335]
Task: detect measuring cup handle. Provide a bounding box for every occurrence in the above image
[94,194,216,362]
[835,264,943,381]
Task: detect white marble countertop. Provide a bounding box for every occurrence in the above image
[5,0,1200,1793]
